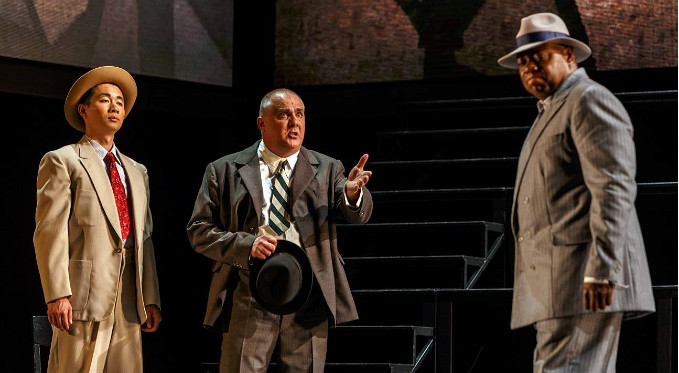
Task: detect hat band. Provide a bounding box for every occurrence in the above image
[516,31,570,48]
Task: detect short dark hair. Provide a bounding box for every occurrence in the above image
[77,82,123,106]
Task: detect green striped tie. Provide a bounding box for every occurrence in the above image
[269,160,291,235]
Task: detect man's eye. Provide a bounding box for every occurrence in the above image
[296,113,303,118]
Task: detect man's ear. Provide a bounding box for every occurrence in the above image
[77,104,87,119]
[257,117,265,133]
[563,46,576,64]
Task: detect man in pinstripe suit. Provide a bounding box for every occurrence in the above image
[498,13,655,372]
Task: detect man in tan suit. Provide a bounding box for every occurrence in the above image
[497,13,655,372]
[34,66,162,373]
[187,88,373,372]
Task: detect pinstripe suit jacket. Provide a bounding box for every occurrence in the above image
[510,68,655,329]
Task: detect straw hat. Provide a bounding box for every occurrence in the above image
[64,66,137,131]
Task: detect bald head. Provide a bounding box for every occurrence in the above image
[259,88,304,116]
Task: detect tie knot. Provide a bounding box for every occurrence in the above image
[104,152,116,166]
[277,160,288,173]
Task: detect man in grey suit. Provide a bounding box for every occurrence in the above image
[187,88,373,372]
[497,13,655,372]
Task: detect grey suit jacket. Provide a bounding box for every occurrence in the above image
[510,68,655,329]
[187,141,372,330]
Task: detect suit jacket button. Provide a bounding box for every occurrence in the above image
[523,196,529,204]
[518,236,524,242]
[114,248,122,254]
[530,264,536,271]
[249,228,254,232]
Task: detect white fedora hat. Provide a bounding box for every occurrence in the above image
[64,66,137,131]
[497,12,591,69]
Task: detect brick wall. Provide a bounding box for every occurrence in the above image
[275,0,677,85]
[275,0,424,86]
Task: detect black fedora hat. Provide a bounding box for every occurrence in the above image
[249,240,313,315]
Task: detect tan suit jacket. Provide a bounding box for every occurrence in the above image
[187,141,372,330]
[34,136,160,324]
[510,69,655,329]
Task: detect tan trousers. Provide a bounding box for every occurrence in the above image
[47,249,142,373]
[534,312,623,373]
[220,271,329,373]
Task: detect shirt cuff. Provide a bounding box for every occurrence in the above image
[344,188,363,210]
[584,276,609,284]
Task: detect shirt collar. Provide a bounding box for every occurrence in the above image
[537,95,553,113]
[257,141,299,175]
[86,136,121,165]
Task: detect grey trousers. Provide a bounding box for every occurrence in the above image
[534,312,623,373]
[220,271,329,373]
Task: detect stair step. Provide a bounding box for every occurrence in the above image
[376,126,529,160]
[338,221,502,257]
[350,289,436,326]
[202,362,397,373]
[327,326,433,364]
[370,187,510,222]
[344,255,482,289]
[367,157,517,189]
[325,362,395,372]
[397,96,537,131]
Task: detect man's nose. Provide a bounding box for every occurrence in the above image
[108,103,119,113]
[525,58,540,71]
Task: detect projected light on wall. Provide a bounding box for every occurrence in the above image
[275,0,677,86]
[0,0,233,86]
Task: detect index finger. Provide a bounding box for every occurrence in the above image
[355,154,369,170]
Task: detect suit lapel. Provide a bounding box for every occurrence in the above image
[290,147,318,209]
[235,142,265,223]
[119,151,146,249]
[76,137,123,242]
[511,69,587,228]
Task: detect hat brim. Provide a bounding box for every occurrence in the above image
[249,240,314,315]
[64,66,137,131]
[497,37,592,68]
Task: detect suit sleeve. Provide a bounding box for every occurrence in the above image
[140,165,161,308]
[34,151,72,304]
[571,85,637,283]
[186,163,254,268]
[332,160,373,224]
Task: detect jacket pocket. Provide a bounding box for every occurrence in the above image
[74,189,102,226]
[68,259,92,311]
[551,230,591,246]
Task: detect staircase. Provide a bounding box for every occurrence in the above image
[201,88,676,373]
[323,89,677,373]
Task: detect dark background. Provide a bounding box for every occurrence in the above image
[0,1,676,372]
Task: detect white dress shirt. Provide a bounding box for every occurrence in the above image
[87,136,134,248]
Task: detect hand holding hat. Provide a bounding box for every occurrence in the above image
[249,239,314,315]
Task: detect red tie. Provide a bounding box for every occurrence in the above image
[105,153,130,240]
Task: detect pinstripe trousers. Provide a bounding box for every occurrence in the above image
[534,312,623,373]
[220,271,328,373]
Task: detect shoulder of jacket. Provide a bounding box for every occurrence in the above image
[305,148,339,164]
